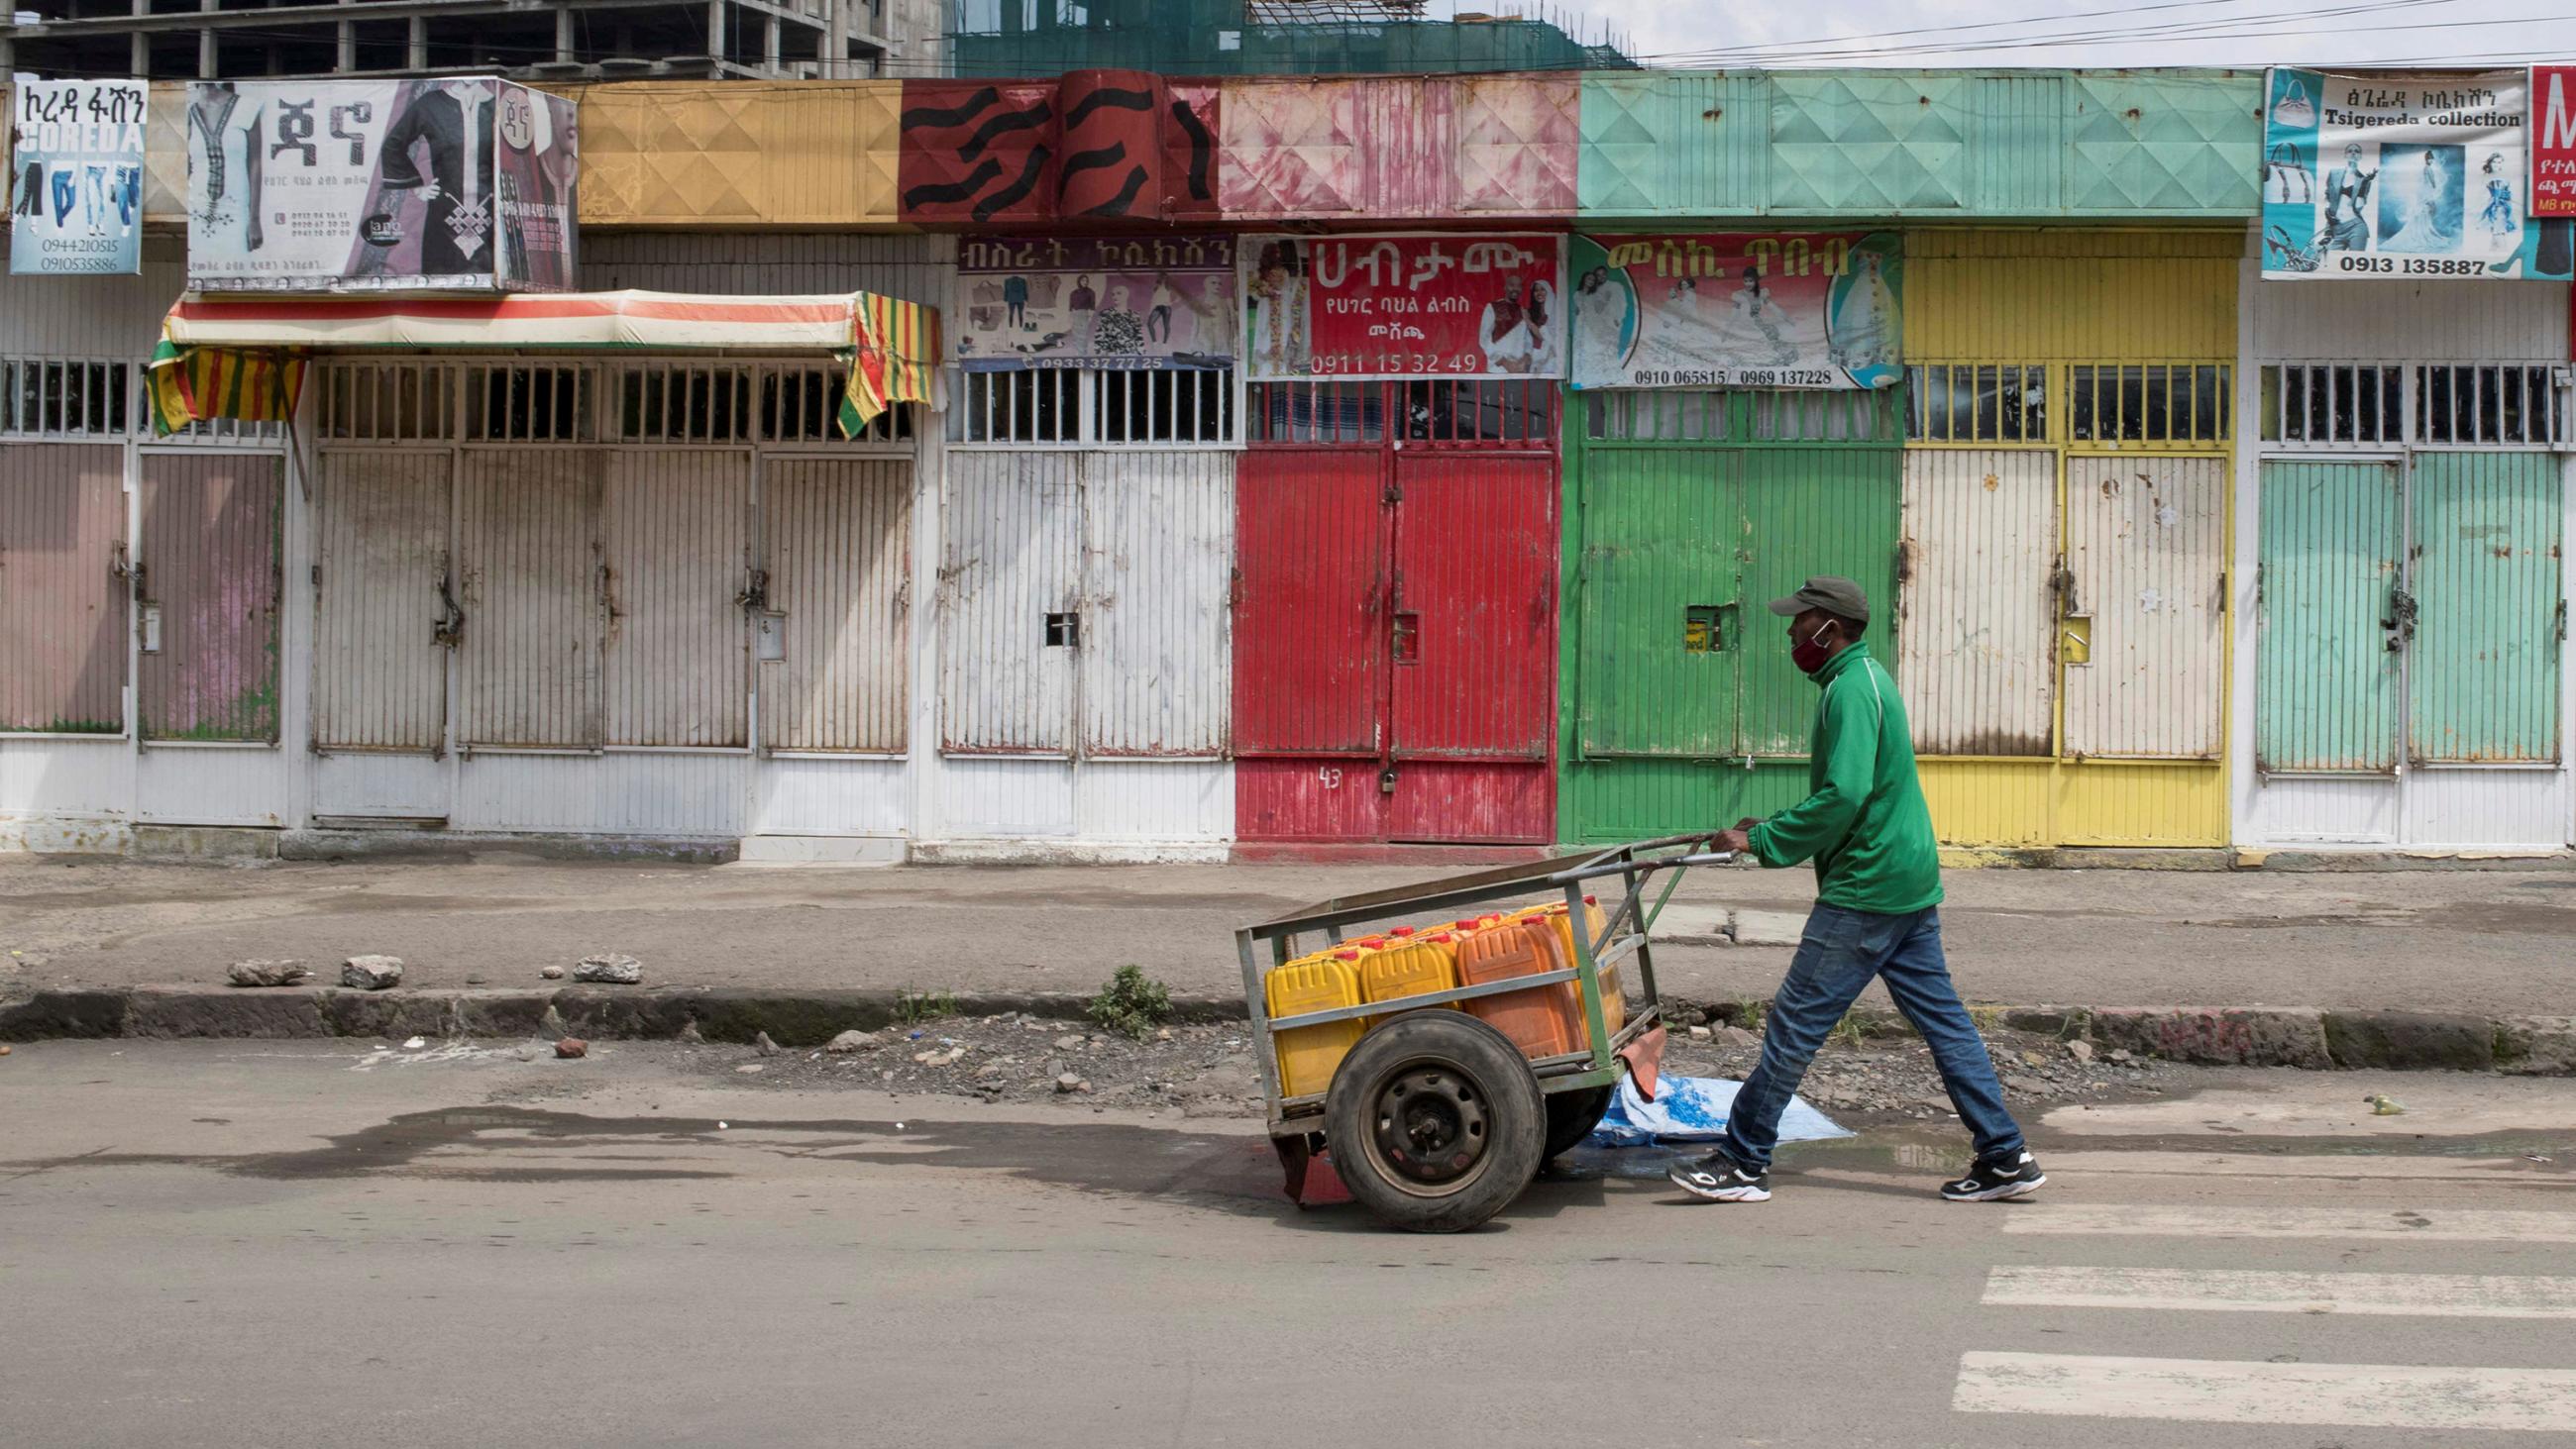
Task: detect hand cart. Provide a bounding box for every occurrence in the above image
[1234,835,1731,1233]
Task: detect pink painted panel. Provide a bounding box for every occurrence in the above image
[1451,73,1580,215]
[1218,79,1360,218]
[0,443,127,734]
[139,452,283,741]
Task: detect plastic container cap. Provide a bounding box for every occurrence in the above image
[1389,925,1416,937]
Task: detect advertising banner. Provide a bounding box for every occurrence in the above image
[1567,233,1901,390]
[1240,233,1563,380]
[2534,65,2576,220]
[2260,68,2572,280]
[954,235,1234,371]
[185,78,577,291]
[9,77,146,276]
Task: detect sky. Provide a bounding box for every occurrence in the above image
[1536,0,2576,71]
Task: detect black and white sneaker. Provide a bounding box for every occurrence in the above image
[1942,1149,2046,1201]
[1668,1147,1771,1202]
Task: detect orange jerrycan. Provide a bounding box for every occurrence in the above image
[1535,896,1626,1040]
[1455,918,1581,1060]
[1360,932,1459,1018]
[1265,953,1365,1098]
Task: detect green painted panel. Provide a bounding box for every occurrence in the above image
[1577,68,2262,221]
[2065,72,2262,214]
[1557,758,1814,847]
[1573,448,1738,758]
[2255,460,2402,774]
[2409,452,2564,765]
[1736,447,1903,758]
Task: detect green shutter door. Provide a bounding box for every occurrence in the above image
[2408,452,2564,765]
[1736,445,1903,758]
[1574,448,1739,758]
[2254,460,2403,774]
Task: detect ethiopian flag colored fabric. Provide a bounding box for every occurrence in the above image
[838,292,942,437]
[147,328,306,436]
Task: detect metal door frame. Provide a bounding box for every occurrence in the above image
[2250,450,2409,784]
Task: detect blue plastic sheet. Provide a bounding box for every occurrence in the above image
[1587,1074,1852,1148]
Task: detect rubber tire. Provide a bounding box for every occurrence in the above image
[1325,1012,1547,1234]
[1542,1085,1614,1163]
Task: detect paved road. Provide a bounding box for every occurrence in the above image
[6,855,2575,1013]
[4,1042,2573,1447]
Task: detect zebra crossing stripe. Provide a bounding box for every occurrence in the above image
[2002,1205,2576,1241]
[1955,1353,2576,1431]
[2035,1150,2565,1185]
[1985,1266,2576,1318]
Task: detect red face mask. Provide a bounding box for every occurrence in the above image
[1791,621,1838,675]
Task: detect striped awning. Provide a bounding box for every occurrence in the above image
[151,289,943,436]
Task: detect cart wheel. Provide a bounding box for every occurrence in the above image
[1542,1085,1614,1163]
[1324,1012,1545,1234]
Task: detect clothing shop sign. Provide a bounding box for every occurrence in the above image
[1566,233,1902,390]
[2533,65,2576,220]
[954,235,1234,372]
[185,77,578,291]
[10,77,146,276]
[1240,233,1563,380]
[2260,68,2572,281]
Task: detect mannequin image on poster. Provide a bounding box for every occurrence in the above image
[2379,145,2463,255]
[494,85,577,290]
[1246,240,1309,374]
[1524,281,1560,377]
[362,80,497,277]
[186,82,265,254]
[12,161,40,221]
[1829,250,1897,373]
[2478,154,2516,240]
[1716,266,1799,366]
[2319,142,2376,253]
[1093,282,1145,356]
[1570,264,1637,383]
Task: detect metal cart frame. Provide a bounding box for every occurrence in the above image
[1235,836,1728,1152]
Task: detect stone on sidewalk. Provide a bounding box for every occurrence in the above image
[226,960,310,988]
[1729,910,1807,948]
[573,953,643,985]
[824,1029,879,1054]
[340,956,403,990]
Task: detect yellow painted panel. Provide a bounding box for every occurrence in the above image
[1905,228,2238,361]
[2055,762,2226,846]
[1919,759,2054,847]
[561,81,903,228]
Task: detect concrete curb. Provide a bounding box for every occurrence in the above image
[3,986,2570,1074]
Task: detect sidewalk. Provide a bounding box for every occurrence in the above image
[3,851,2569,1017]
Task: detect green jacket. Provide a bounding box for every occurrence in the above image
[1746,642,1944,915]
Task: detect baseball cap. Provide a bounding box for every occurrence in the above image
[1767,575,1870,625]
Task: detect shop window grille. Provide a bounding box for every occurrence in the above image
[321,362,453,442]
[1,356,132,439]
[1248,381,1383,444]
[1753,388,1898,443]
[1584,390,1730,443]
[961,368,1079,444]
[1096,366,1234,445]
[2415,364,2567,447]
[1904,363,2045,444]
[760,365,913,446]
[2069,363,2230,444]
[464,364,592,443]
[2260,363,2404,446]
[1400,378,1555,448]
[616,364,752,444]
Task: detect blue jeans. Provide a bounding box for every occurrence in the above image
[1720,903,2023,1172]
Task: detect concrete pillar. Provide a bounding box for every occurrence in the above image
[821,0,839,77]
[556,6,575,63]
[706,0,724,62]
[338,20,356,72]
[407,15,426,70]
[132,31,150,77]
[199,26,217,79]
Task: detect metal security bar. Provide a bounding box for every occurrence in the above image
[2261,363,2404,446]
[1,356,132,439]
[1753,388,1900,443]
[2416,364,2568,446]
[1584,389,1730,443]
[962,368,1080,444]
[1905,363,2045,443]
[1248,380,1383,444]
[322,362,453,442]
[465,364,593,443]
[616,363,753,444]
[1096,366,1234,445]
[759,364,912,446]
[2069,363,2231,444]
[1400,378,1556,449]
